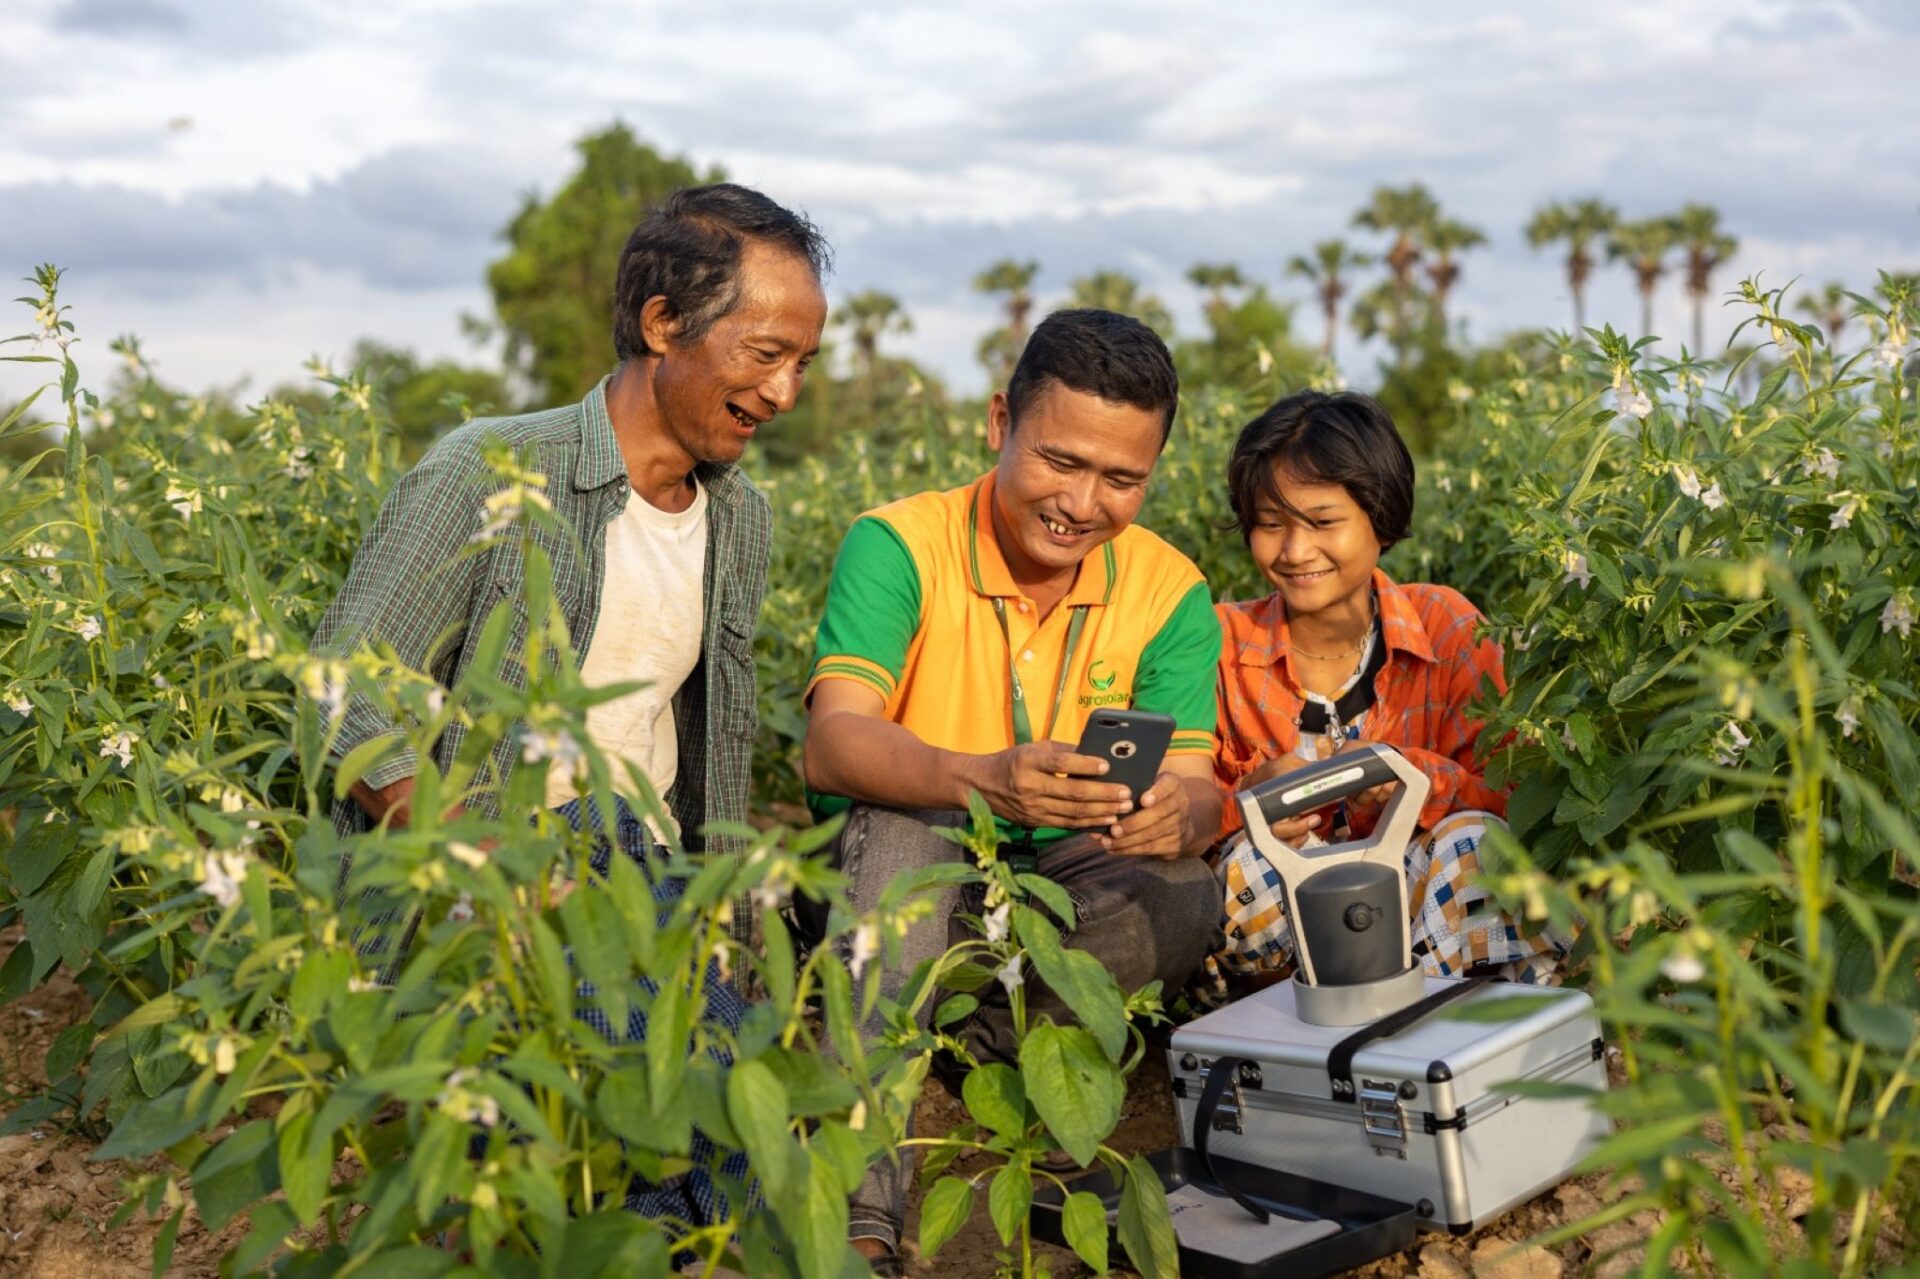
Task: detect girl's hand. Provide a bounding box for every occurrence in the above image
[1336,737,1400,809]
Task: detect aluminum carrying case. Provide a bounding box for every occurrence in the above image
[1167,974,1610,1236]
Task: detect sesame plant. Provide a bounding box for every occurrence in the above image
[4,254,1919,1276]
[865,794,1179,1279]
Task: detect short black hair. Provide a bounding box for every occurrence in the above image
[612,183,832,359]
[1005,309,1179,441]
[1226,390,1415,546]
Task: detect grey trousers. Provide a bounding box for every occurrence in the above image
[834,805,1222,1250]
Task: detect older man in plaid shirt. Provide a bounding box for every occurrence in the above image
[312,183,830,1229]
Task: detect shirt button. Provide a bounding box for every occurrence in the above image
[1022,650,1035,662]
[1016,601,1030,613]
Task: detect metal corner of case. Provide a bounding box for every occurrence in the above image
[1427,1059,1453,1083]
[1448,1219,1476,1236]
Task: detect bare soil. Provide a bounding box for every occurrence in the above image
[0,927,1658,1277]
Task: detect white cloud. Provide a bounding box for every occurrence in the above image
[1,0,1915,401]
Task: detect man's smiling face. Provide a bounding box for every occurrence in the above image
[985,379,1166,590]
[650,238,827,465]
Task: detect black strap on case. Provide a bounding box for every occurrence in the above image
[1193,1055,1271,1223]
[1326,976,1491,1100]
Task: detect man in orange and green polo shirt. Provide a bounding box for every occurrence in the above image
[802,309,1223,1264]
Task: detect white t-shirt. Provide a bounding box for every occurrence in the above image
[545,477,709,840]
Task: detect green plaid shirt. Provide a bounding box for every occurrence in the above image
[313,376,771,856]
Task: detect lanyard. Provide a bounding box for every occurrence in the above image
[991,598,1089,746]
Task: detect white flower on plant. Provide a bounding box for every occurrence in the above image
[1437,475,1453,493]
[165,484,200,519]
[1874,339,1905,369]
[983,901,1012,945]
[99,728,136,767]
[6,692,28,717]
[25,542,60,584]
[448,841,489,870]
[1674,467,1703,500]
[1835,698,1862,740]
[347,976,378,994]
[1610,382,1653,420]
[76,615,103,642]
[1659,949,1706,985]
[1830,496,1859,530]
[1256,346,1274,376]
[436,1068,500,1127]
[1804,448,1841,481]
[423,686,446,717]
[521,726,583,768]
[995,954,1025,994]
[1562,551,1593,590]
[1882,594,1914,638]
[1447,380,1473,403]
[213,1035,240,1076]
[284,447,315,481]
[152,674,169,690]
[849,920,881,980]
[1700,482,1726,511]
[447,893,475,923]
[1712,721,1752,767]
[198,849,251,908]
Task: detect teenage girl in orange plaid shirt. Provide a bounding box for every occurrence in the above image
[1210,391,1564,985]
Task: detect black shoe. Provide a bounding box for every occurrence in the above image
[864,1249,904,1277]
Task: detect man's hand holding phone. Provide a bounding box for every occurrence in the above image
[967,740,1134,831]
[1092,771,1190,857]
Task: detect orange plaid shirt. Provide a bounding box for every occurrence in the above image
[1213,568,1508,842]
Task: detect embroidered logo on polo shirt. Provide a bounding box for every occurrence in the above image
[1079,659,1128,708]
[1087,659,1117,691]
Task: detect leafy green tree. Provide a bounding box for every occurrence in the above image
[973,258,1040,383]
[1420,216,1487,334]
[1285,239,1373,360]
[338,339,514,455]
[1172,284,1315,389]
[1675,203,1739,354]
[1607,217,1679,340]
[484,123,717,404]
[1526,198,1619,333]
[1066,270,1173,337]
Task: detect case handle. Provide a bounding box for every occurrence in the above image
[1239,745,1403,826]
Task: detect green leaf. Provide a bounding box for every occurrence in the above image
[1061,1189,1111,1275]
[93,1086,210,1161]
[1015,872,1077,929]
[556,1211,670,1278]
[1020,1022,1123,1168]
[329,733,404,800]
[988,1160,1033,1245]
[726,1058,798,1200]
[962,1063,1028,1139]
[1838,999,1916,1053]
[44,1022,94,1082]
[277,1105,331,1227]
[1117,1155,1179,1279]
[191,1120,281,1233]
[1017,910,1128,1060]
[151,1205,185,1279]
[917,1176,974,1259]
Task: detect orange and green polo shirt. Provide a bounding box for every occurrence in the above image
[806,471,1221,845]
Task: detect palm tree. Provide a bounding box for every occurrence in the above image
[1187,262,1246,331]
[1795,280,1851,349]
[1525,198,1619,334]
[1066,270,1174,336]
[1420,216,1487,334]
[973,259,1039,381]
[1674,204,1738,354]
[1286,239,1374,359]
[1352,183,1440,361]
[835,290,911,406]
[1606,217,1678,341]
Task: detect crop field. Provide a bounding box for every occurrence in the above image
[1,267,1918,1278]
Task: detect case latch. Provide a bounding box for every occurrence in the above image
[1210,1077,1246,1136]
[1358,1080,1408,1158]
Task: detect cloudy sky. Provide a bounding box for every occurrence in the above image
[2,0,1916,406]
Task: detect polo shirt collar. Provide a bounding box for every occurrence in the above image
[574,373,744,506]
[966,471,1116,607]
[1237,568,1436,666]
